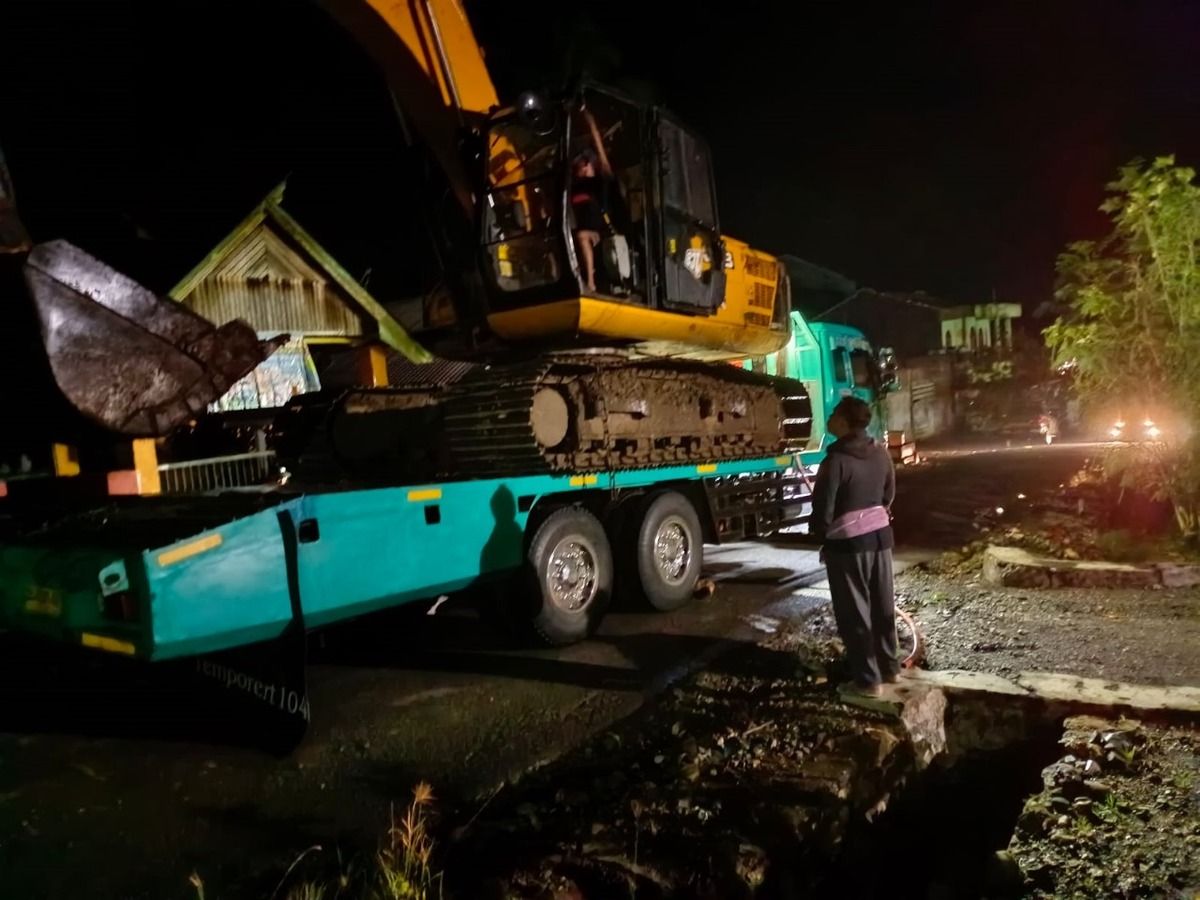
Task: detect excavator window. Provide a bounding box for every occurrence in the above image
[482,119,564,293]
[658,117,724,312]
[661,121,716,227]
[478,90,733,315]
[566,92,645,299]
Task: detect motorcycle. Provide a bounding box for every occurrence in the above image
[1038,413,1059,445]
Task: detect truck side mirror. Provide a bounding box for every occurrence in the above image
[877,347,900,392]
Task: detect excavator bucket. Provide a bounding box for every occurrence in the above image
[22,240,283,436]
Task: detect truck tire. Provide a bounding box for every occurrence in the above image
[631,491,704,612]
[524,506,613,645]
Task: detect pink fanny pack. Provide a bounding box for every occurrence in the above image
[826,505,891,540]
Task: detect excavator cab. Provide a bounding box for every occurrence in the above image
[476,87,751,355]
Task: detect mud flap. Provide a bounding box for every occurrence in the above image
[189,511,310,754]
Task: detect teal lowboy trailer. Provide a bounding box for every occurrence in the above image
[0,453,816,670]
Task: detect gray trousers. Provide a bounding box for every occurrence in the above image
[826,548,898,686]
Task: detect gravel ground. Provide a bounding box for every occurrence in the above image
[900,568,1200,687]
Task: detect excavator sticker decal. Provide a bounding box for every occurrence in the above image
[683,247,707,279]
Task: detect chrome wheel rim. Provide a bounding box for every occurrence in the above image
[653,515,691,585]
[546,537,598,612]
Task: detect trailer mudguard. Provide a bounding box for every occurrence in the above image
[189,510,310,753]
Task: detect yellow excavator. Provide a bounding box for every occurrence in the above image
[321,0,790,358]
[3,0,809,479]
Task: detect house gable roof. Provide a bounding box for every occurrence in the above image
[170,183,431,363]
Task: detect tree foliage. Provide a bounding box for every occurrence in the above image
[1045,157,1200,537]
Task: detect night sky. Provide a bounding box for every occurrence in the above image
[3,1,1199,311]
[471,1,1200,308]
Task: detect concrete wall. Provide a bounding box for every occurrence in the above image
[884,354,956,441]
[940,303,1021,351]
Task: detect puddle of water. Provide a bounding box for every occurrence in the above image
[741,614,781,634]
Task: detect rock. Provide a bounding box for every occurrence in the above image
[1017,805,1053,835]
[735,843,767,888]
[896,685,947,769]
[551,877,586,900]
[1155,563,1200,588]
[1100,730,1139,756]
[1043,758,1085,790]
[1081,779,1116,798]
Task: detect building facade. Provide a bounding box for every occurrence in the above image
[939,302,1021,351]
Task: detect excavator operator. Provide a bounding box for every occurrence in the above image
[570,107,616,293]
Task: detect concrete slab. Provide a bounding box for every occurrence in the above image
[1013,671,1200,716]
[907,668,1200,721]
[904,667,1031,698]
[983,544,1161,588]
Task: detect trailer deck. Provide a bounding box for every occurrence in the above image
[0,454,816,663]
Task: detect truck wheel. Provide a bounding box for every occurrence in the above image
[632,491,704,612]
[525,506,613,645]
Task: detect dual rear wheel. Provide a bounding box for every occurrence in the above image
[519,490,704,645]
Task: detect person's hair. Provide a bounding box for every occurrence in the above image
[833,396,872,431]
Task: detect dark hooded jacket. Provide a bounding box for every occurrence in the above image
[811,431,896,553]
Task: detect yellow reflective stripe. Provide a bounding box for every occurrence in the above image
[81,633,136,656]
[569,475,598,487]
[696,464,717,474]
[407,488,443,502]
[776,456,793,466]
[157,534,223,567]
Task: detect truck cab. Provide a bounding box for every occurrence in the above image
[740,312,897,450]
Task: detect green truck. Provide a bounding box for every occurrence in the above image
[742,311,899,446]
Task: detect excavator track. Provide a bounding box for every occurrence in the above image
[440,356,812,477]
[295,356,813,484]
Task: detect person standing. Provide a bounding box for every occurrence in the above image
[570,108,615,293]
[810,396,898,697]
